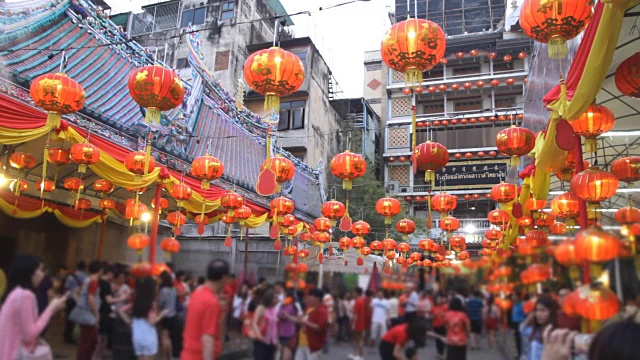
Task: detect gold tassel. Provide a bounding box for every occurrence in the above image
[145,108,161,124]
[41,142,49,199]
[47,113,62,128]
[343,179,352,190]
[404,68,423,87]
[202,179,210,190]
[144,140,152,176]
[411,93,417,150]
[587,203,598,220]
[584,138,597,153]
[548,36,568,60]
[264,94,280,112]
[424,171,435,187]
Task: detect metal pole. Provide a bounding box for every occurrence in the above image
[244,227,249,282]
[574,140,591,284]
[149,184,163,265]
[96,214,107,260]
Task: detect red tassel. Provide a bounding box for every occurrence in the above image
[273,239,283,251]
[269,224,279,240]
[317,252,323,264]
[357,257,364,266]
[175,226,182,236]
[344,260,348,266]
[198,223,205,235]
[224,236,232,247]
[329,247,334,256]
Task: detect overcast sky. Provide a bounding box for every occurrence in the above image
[107,0,393,97]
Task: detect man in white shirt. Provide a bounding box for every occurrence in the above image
[387,293,400,327]
[404,283,419,323]
[369,290,389,344]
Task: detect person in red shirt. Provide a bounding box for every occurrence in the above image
[441,297,471,360]
[76,260,103,360]
[429,293,448,358]
[379,319,428,360]
[294,288,329,360]
[349,287,367,360]
[181,259,230,360]
[556,288,581,331]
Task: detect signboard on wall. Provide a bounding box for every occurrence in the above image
[434,160,508,189]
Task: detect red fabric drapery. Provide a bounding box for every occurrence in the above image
[543,2,605,104]
[0,93,48,129]
[0,190,102,221]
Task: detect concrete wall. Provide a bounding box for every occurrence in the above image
[363,50,386,120]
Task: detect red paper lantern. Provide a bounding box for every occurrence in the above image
[534,212,556,228]
[490,79,500,87]
[520,0,593,59]
[128,233,150,252]
[463,82,473,90]
[220,191,244,215]
[414,141,448,184]
[270,197,295,215]
[74,198,91,210]
[427,86,437,93]
[496,126,535,168]
[314,217,332,232]
[261,155,295,184]
[615,52,640,98]
[170,183,193,207]
[570,104,615,153]
[191,155,224,190]
[485,229,503,241]
[432,193,457,215]
[166,211,187,235]
[382,238,398,251]
[450,235,466,252]
[99,198,116,211]
[615,207,640,225]
[451,83,461,91]
[376,197,401,224]
[9,152,36,170]
[279,214,297,227]
[352,220,371,237]
[570,168,619,217]
[321,200,346,224]
[128,65,185,123]
[437,84,447,92]
[575,285,620,321]
[551,192,580,226]
[574,226,620,262]
[548,222,567,235]
[69,142,100,173]
[440,216,460,232]
[124,200,148,220]
[63,177,84,192]
[518,52,528,59]
[555,240,578,266]
[30,73,85,127]
[124,150,156,175]
[526,197,547,212]
[506,78,516,86]
[298,249,310,259]
[160,237,181,255]
[36,179,55,193]
[396,218,416,240]
[490,182,517,203]
[46,148,70,166]
[151,198,169,210]
[525,230,549,247]
[611,157,640,184]
[339,237,352,251]
[330,150,366,190]
[93,179,114,194]
[381,18,446,86]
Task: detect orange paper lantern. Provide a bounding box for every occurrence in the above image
[570,104,615,153]
[46,147,70,166]
[496,126,535,168]
[128,65,185,123]
[574,226,620,262]
[69,142,100,173]
[30,73,85,127]
[191,155,223,190]
[491,182,517,204]
[611,156,640,184]
[413,141,448,184]
[376,197,402,225]
[124,150,156,175]
[330,151,366,190]
[570,168,619,218]
[169,183,193,208]
[615,52,640,98]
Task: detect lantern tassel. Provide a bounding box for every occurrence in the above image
[201,179,210,190]
[427,195,433,229]
[404,68,423,88]
[264,94,280,112]
[47,113,62,128]
[584,138,597,153]
[145,107,161,124]
[385,216,392,225]
[587,203,599,220]
[510,155,521,169]
[411,94,417,151]
[224,225,232,246]
[424,171,435,187]
[342,179,352,190]
[548,36,568,60]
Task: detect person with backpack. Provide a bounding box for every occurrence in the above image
[63,260,87,344]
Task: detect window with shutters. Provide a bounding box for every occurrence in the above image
[454,98,482,112]
[421,101,445,115]
[495,96,517,109]
[423,67,444,79]
[452,64,481,76]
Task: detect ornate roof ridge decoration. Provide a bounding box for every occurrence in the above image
[0,0,69,44]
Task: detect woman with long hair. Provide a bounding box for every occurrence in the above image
[252,287,280,360]
[428,297,471,360]
[158,271,178,360]
[122,276,168,360]
[0,255,67,359]
[483,295,501,349]
[520,295,558,360]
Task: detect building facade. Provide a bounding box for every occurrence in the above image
[381,1,532,249]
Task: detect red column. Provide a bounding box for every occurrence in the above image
[149,184,163,265]
[96,214,107,260]
[244,227,249,281]
[573,140,591,284]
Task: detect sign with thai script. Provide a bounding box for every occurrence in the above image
[434,160,508,189]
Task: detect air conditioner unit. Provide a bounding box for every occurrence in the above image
[386,181,399,193]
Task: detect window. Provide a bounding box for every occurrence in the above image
[493,62,512,72]
[176,57,188,69]
[423,67,443,79]
[421,101,445,115]
[454,99,482,112]
[277,101,306,130]
[452,64,481,76]
[181,7,206,27]
[366,63,382,71]
[432,126,503,149]
[220,1,235,20]
[495,96,517,109]
[366,98,381,104]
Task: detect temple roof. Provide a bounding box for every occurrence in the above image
[0,0,323,221]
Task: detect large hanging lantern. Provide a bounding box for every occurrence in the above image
[124,200,148,220]
[160,237,181,259]
[525,230,549,247]
[413,141,448,185]
[124,150,156,176]
[70,142,100,173]
[570,104,615,153]
[244,47,305,112]
[191,155,223,190]
[376,197,401,224]
[549,222,567,235]
[555,240,578,266]
[431,193,457,218]
[47,148,70,166]
[395,218,416,240]
[314,217,332,232]
[261,155,295,189]
[381,18,446,86]
[166,211,187,236]
[551,192,580,227]
[128,65,185,123]
[615,206,640,225]
[450,235,466,252]
[30,73,85,127]
[351,220,371,239]
[485,229,503,241]
[570,168,619,218]
[496,126,535,168]
[440,216,460,233]
[37,179,55,193]
[490,182,517,204]
[270,197,295,220]
[127,233,150,254]
[534,212,556,229]
[488,209,510,225]
[221,191,244,216]
[611,156,640,184]
[574,226,620,262]
[575,285,620,321]
[519,0,593,59]
[330,151,366,190]
[9,152,36,170]
[169,183,193,208]
[555,150,589,182]
[93,179,114,195]
[615,52,640,98]
[321,200,346,225]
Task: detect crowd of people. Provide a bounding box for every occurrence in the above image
[0,254,639,360]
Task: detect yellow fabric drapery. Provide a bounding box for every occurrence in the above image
[52,209,102,228]
[531,0,638,201]
[0,195,101,227]
[0,197,46,219]
[0,124,54,145]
